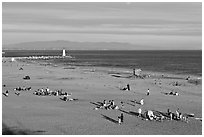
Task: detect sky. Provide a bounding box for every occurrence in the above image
[2,2,202,50]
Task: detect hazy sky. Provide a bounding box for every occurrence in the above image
[2,2,202,50]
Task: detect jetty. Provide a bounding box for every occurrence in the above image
[17,49,73,60]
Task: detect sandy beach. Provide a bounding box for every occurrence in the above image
[2,58,202,135]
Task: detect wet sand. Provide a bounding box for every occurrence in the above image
[2,58,202,135]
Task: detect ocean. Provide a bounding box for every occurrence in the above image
[3,50,202,76]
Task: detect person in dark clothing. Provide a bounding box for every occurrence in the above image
[127,84,130,91]
[146,89,150,96]
[121,113,124,123]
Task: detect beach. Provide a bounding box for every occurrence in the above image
[2,58,202,135]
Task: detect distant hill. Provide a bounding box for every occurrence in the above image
[2,40,150,50]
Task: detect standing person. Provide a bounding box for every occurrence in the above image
[46,87,50,94]
[112,100,115,106]
[103,100,107,107]
[138,108,142,117]
[133,68,136,76]
[56,90,59,96]
[176,108,180,120]
[146,89,150,96]
[167,109,173,120]
[121,113,124,123]
[118,115,121,125]
[127,84,130,91]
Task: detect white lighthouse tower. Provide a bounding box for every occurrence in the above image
[62,49,66,57]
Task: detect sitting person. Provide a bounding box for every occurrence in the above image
[120,101,124,108]
[111,100,115,107]
[3,90,9,97]
[5,90,9,96]
[68,98,77,101]
[122,84,130,91]
[174,92,179,96]
[103,100,107,107]
[15,92,20,96]
[140,99,144,105]
[180,114,188,123]
[114,105,119,110]
[122,87,127,90]
[145,110,154,121]
[26,87,31,91]
[106,100,113,109]
[62,96,68,101]
[169,91,174,95]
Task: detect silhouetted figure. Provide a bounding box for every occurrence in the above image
[167,109,173,120]
[120,101,124,108]
[5,90,9,97]
[23,75,30,80]
[133,68,136,76]
[121,113,124,123]
[122,84,130,91]
[146,89,150,96]
[127,84,130,91]
[15,92,20,96]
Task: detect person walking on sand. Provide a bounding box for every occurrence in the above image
[146,89,150,96]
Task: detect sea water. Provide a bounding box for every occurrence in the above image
[3,50,202,76]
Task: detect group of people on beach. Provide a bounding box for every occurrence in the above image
[136,108,189,122]
[167,108,190,122]
[116,85,190,124]
[94,100,119,110]
[3,90,9,97]
[33,87,71,97]
[33,87,78,101]
[14,86,31,91]
[2,86,32,97]
[165,91,179,96]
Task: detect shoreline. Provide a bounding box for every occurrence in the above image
[10,56,201,79]
[3,49,202,78]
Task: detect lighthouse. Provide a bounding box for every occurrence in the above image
[62,49,66,57]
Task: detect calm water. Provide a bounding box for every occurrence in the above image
[3,50,202,76]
